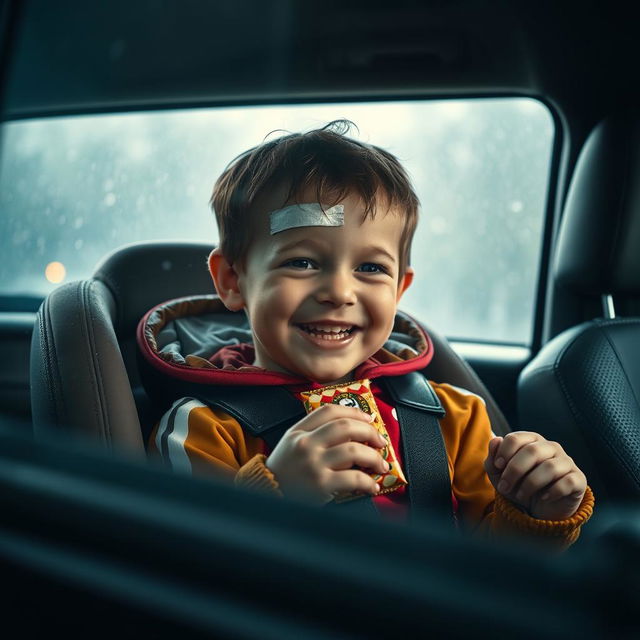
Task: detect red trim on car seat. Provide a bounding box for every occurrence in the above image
[136,306,303,386]
[136,302,435,386]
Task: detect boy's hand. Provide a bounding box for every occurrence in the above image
[484,431,587,520]
[266,403,389,504]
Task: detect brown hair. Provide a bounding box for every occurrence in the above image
[210,120,419,276]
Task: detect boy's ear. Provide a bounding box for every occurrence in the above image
[396,266,414,302]
[208,248,246,311]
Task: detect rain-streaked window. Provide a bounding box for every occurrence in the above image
[0,99,553,344]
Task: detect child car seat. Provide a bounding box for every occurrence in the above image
[30,240,511,455]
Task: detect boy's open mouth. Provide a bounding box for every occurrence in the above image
[295,323,357,341]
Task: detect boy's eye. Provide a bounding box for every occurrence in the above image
[283,258,316,270]
[357,263,387,274]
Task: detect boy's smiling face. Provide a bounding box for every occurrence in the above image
[210,190,413,384]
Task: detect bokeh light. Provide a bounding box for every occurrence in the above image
[45,261,66,284]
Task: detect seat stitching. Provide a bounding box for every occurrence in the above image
[41,295,66,424]
[601,323,640,409]
[95,272,123,332]
[88,280,113,448]
[600,318,640,327]
[79,280,111,448]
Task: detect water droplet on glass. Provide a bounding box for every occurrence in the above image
[510,200,523,213]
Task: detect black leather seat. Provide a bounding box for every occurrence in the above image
[30,240,510,455]
[518,112,640,503]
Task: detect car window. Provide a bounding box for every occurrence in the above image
[0,98,553,344]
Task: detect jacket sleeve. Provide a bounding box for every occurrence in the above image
[433,383,594,551]
[147,397,275,490]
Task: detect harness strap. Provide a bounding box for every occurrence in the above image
[383,374,453,524]
[193,384,303,452]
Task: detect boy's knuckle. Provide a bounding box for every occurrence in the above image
[346,442,358,457]
[565,474,582,492]
[539,458,556,473]
[315,404,336,420]
[293,435,312,455]
[342,420,359,435]
[322,423,337,440]
[503,433,522,448]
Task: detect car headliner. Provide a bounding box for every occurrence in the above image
[0,0,636,133]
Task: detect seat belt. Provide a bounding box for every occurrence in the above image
[191,373,452,523]
[383,373,453,524]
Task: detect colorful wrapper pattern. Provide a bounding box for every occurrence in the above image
[299,379,408,503]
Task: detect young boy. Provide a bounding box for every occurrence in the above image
[144,121,593,548]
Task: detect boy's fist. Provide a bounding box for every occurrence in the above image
[266,403,389,504]
[484,431,587,520]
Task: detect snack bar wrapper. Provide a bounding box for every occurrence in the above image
[299,378,408,503]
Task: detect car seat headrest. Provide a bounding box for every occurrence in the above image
[93,241,215,335]
[554,111,640,296]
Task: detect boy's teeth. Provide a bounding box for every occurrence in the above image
[303,324,352,333]
[299,323,354,339]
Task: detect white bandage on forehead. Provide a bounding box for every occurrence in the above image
[269,203,344,235]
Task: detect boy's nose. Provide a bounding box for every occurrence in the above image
[315,270,357,306]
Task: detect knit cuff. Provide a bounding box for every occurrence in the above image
[495,486,595,549]
[234,454,283,497]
